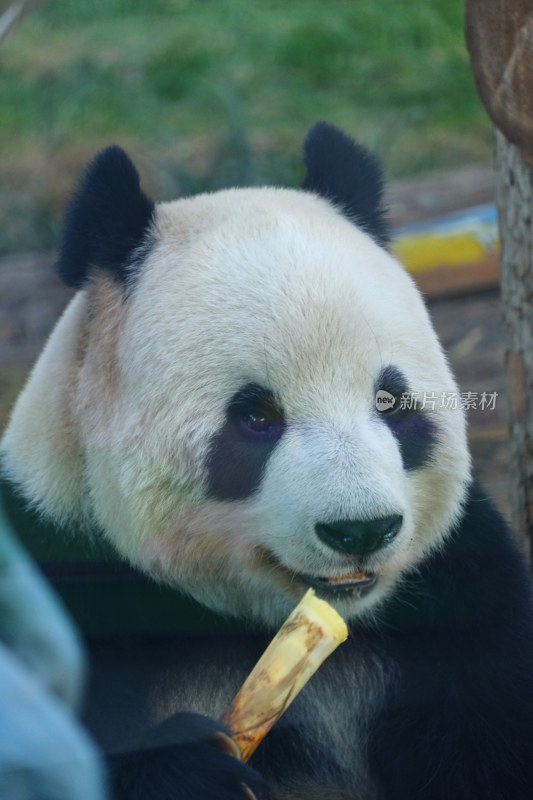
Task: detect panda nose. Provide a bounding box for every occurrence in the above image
[315,514,403,555]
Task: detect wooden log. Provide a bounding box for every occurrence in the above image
[466,0,533,164]
[466,0,533,556]
[494,130,533,557]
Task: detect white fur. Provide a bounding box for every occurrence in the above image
[1,187,471,626]
[1,292,88,525]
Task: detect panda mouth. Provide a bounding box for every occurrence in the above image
[257,549,378,599]
[298,570,378,597]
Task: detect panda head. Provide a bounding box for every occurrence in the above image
[1,124,470,626]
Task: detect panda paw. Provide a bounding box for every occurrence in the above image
[110,712,267,800]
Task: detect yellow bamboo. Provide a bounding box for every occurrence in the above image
[221,589,348,762]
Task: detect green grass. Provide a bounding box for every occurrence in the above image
[0,0,491,255]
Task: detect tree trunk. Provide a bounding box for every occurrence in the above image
[466,0,533,556]
[495,131,533,557]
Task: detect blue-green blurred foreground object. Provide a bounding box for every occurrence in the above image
[0,496,107,800]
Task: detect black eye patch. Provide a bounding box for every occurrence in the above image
[375,365,436,471]
[206,383,286,501]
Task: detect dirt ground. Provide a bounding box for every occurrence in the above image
[430,289,511,522]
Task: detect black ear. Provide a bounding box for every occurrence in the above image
[57,146,155,289]
[302,122,389,246]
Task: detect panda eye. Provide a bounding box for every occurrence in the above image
[228,384,285,442]
[241,410,283,437]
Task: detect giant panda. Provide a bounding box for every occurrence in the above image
[1,122,533,800]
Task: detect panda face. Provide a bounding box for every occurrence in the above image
[0,125,471,627]
[73,188,469,626]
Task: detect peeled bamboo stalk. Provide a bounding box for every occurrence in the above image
[221,589,348,762]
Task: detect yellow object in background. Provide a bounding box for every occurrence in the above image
[392,204,499,275]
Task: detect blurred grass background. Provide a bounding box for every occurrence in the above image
[0,0,490,256]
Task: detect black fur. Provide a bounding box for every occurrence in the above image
[207,383,286,500]
[109,712,265,800]
[103,484,533,799]
[365,482,533,798]
[302,122,389,246]
[376,365,437,470]
[57,146,154,289]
